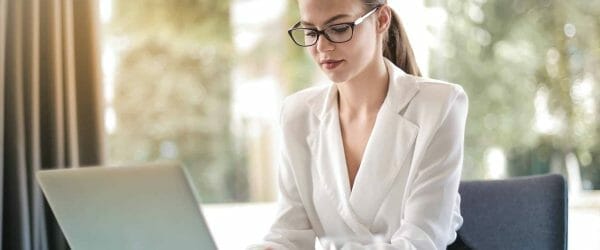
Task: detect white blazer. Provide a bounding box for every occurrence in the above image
[256,59,468,250]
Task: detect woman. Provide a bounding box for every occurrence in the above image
[253,0,468,249]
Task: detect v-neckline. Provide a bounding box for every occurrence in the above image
[333,92,384,195]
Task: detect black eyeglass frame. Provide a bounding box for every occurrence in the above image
[287,5,382,47]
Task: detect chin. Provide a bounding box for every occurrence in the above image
[324,72,349,83]
[321,61,363,84]
[321,65,354,83]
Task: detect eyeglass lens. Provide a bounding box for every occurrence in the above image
[290,23,353,46]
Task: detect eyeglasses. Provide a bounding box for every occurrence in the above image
[288,6,381,47]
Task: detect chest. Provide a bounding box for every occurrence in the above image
[339,116,376,188]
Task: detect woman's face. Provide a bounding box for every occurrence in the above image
[297,0,381,83]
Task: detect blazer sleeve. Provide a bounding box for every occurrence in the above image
[248,99,316,250]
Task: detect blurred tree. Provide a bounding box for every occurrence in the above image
[106,0,248,202]
[426,0,600,187]
[281,0,319,94]
[228,0,316,201]
[234,0,316,94]
[426,0,538,179]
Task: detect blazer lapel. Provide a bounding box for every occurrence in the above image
[309,84,372,235]
[349,60,420,226]
[316,96,351,204]
[348,102,419,225]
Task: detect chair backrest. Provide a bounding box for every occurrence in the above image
[457,174,568,250]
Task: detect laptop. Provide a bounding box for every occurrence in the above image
[36,162,218,250]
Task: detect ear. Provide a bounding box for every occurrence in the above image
[376,5,392,34]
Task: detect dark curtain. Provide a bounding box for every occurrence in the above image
[1,0,105,249]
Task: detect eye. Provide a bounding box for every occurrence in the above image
[330,25,350,34]
[305,30,318,37]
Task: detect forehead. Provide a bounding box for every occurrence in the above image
[297,0,364,26]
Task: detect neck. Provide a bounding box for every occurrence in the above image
[336,58,389,119]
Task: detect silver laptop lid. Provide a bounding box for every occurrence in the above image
[36,162,218,250]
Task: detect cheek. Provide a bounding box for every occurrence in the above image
[351,30,379,61]
[342,34,374,60]
[307,47,320,61]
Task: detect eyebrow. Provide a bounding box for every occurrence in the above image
[300,14,351,27]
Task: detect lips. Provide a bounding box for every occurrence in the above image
[320,59,344,70]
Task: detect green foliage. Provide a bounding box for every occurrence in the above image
[107,0,247,202]
[106,0,318,202]
[234,0,316,95]
[110,1,232,46]
[282,0,317,93]
[428,0,600,186]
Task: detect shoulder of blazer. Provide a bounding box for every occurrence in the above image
[280,84,329,128]
[417,77,465,94]
[406,76,468,131]
[412,76,467,110]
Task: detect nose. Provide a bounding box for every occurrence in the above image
[315,35,335,52]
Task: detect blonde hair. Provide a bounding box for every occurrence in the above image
[364,1,422,76]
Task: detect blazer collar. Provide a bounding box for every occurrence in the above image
[310,58,420,120]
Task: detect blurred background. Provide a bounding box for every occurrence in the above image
[98,0,599,249]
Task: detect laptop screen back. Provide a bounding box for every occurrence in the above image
[36,163,217,250]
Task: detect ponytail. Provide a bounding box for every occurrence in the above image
[383,9,421,77]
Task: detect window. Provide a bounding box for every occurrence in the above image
[100,0,599,248]
[101,0,300,203]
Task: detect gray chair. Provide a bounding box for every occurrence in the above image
[454,174,568,250]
